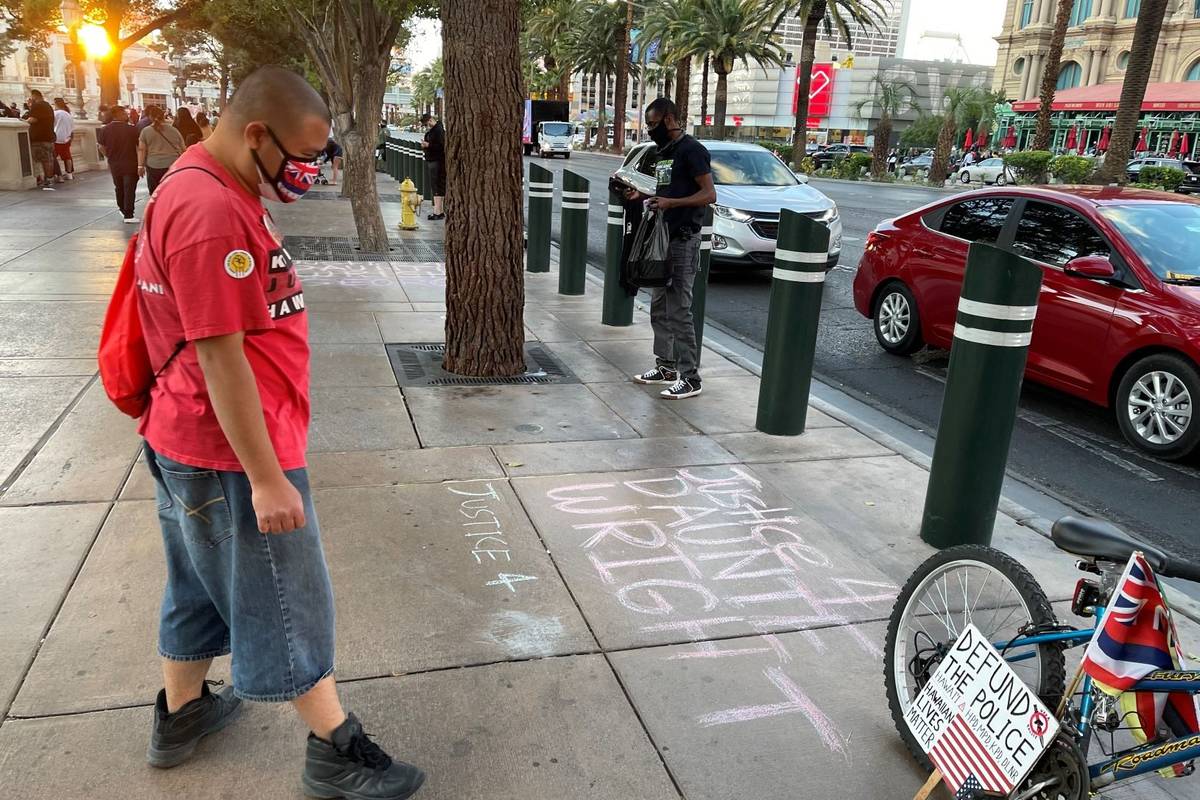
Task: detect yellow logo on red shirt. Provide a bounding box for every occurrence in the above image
[224,249,255,279]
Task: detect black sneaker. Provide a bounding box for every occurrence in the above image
[426,213,444,221]
[633,366,679,385]
[660,378,702,399]
[147,681,243,768]
[303,714,425,800]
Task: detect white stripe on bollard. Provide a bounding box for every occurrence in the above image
[772,268,825,283]
[957,298,1038,321]
[529,182,554,190]
[774,247,828,264]
[562,190,591,200]
[608,204,625,214]
[561,201,591,209]
[700,241,712,251]
[527,190,554,198]
[701,226,713,236]
[953,323,1033,347]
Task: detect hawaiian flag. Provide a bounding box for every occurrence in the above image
[1081,552,1200,762]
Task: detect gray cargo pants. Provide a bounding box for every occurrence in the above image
[651,232,701,382]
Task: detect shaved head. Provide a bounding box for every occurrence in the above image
[226,65,330,131]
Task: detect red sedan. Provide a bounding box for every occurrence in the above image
[853,186,1200,460]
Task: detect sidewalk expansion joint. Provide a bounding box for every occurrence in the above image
[0,372,97,497]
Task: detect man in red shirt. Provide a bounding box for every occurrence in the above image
[134,66,424,799]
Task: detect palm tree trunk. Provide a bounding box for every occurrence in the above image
[597,69,609,150]
[872,116,891,179]
[1096,0,1168,183]
[930,112,957,185]
[790,0,825,171]
[663,69,673,101]
[713,64,730,140]
[1032,0,1074,151]
[674,57,691,124]
[700,54,710,126]
[545,55,560,100]
[613,0,632,152]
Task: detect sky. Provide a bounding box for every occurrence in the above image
[404,0,1010,72]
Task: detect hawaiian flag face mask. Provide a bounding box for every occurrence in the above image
[252,126,321,203]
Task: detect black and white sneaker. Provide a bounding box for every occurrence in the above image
[633,366,679,385]
[660,378,702,399]
[147,681,243,768]
[303,713,425,800]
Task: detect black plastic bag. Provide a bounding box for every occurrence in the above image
[627,208,672,288]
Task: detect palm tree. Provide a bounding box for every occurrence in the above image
[1031,0,1073,151]
[564,0,624,150]
[411,58,443,116]
[971,89,1007,144]
[1095,0,1169,183]
[639,0,703,123]
[613,0,636,152]
[790,0,887,170]
[700,54,710,125]
[852,76,919,179]
[929,86,977,185]
[525,0,581,102]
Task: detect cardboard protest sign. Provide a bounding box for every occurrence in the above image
[903,623,1059,796]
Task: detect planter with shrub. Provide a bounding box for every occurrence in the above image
[1003,150,1054,184]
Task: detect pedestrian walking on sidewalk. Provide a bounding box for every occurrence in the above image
[132,65,425,800]
[52,98,75,182]
[24,89,57,190]
[138,105,185,195]
[174,106,203,147]
[420,112,445,220]
[195,111,214,141]
[624,97,716,400]
[98,106,141,222]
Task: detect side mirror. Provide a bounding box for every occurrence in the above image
[1064,255,1116,279]
[794,171,810,184]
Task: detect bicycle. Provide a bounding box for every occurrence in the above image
[884,515,1200,799]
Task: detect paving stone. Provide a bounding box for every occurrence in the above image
[663,375,841,434]
[0,271,116,295]
[0,376,90,486]
[304,283,412,303]
[119,452,155,500]
[587,339,751,379]
[609,622,935,800]
[584,381,699,437]
[0,504,109,713]
[0,300,105,358]
[0,358,97,377]
[307,446,503,488]
[1,381,141,505]
[309,386,419,452]
[375,310,448,342]
[540,340,629,383]
[405,384,639,447]
[495,435,737,478]
[303,300,414,313]
[0,249,24,266]
[0,657,678,800]
[712,427,894,465]
[295,260,403,288]
[396,277,445,303]
[306,311,382,344]
[2,250,125,272]
[541,311,654,341]
[410,302,446,312]
[309,344,398,388]
[511,464,900,651]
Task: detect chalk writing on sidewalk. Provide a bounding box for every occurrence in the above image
[448,482,539,593]
[295,261,398,287]
[545,465,898,754]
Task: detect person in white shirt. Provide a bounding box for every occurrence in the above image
[52,98,75,182]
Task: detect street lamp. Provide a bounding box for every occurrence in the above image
[60,0,87,118]
[172,55,186,108]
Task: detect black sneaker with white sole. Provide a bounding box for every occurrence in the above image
[147,681,243,768]
[303,713,425,800]
[660,378,702,399]
[633,366,679,385]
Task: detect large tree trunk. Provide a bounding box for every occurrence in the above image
[1096,0,1168,183]
[1032,0,1073,151]
[929,113,956,184]
[674,57,690,124]
[218,61,230,110]
[790,1,824,170]
[612,0,632,152]
[441,0,526,376]
[700,55,710,126]
[712,55,731,140]
[102,14,124,106]
[871,117,891,179]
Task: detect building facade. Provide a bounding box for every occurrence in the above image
[779,0,913,60]
[993,0,1200,101]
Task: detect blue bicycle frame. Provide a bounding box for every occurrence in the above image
[992,607,1200,787]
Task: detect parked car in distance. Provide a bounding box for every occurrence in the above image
[1176,161,1200,194]
[813,143,871,170]
[958,157,1016,186]
[613,140,843,269]
[899,153,934,176]
[852,186,1200,459]
[1126,157,1187,183]
[805,142,823,156]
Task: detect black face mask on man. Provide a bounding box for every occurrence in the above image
[648,119,679,148]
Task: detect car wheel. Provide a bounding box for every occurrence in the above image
[1115,353,1200,460]
[995,172,1007,186]
[564,153,571,160]
[959,171,971,184]
[872,282,923,356]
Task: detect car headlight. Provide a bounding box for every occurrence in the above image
[815,204,838,224]
[713,204,754,222]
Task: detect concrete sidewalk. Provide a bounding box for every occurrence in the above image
[0,171,1196,800]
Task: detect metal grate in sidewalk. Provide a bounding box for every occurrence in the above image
[284,236,444,263]
[385,342,579,387]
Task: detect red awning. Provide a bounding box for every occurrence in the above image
[1012,82,1200,112]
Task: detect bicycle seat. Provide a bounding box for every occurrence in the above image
[1051,516,1200,583]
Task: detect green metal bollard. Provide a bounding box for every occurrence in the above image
[558,169,590,295]
[691,206,714,364]
[422,151,433,203]
[601,189,634,325]
[403,140,413,182]
[387,139,397,178]
[919,243,1042,549]
[755,210,830,436]
[527,163,553,273]
[414,146,424,195]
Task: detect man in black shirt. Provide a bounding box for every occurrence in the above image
[420,112,445,220]
[624,98,716,399]
[25,89,57,190]
[98,105,142,223]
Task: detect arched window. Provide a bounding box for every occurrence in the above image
[1014,57,1026,75]
[1118,51,1130,70]
[1020,0,1034,27]
[1057,61,1083,89]
[1187,59,1200,81]
[1068,0,1093,26]
[27,49,50,79]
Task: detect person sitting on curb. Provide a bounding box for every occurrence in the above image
[132,65,425,800]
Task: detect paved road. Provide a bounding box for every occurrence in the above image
[523,151,1200,564]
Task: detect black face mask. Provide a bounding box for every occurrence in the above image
[648,121,678,148]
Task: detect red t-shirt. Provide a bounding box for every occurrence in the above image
[135,146,309,471]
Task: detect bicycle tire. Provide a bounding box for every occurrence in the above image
[883,545,1067,770]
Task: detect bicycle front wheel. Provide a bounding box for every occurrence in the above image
[884,545,1067,769]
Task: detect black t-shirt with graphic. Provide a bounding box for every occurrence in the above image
[654,134,711,234]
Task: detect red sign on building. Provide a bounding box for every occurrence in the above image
[793,63,834,118]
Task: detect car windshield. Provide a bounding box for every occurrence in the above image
[710,149,797,186]
[542,122,571,136]
[1100,203,1200,281]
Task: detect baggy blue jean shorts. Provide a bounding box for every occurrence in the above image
[145,442,336,702]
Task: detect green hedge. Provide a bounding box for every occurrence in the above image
[1049,155,1094,184]
[832,152,872,179]
[1137,166,1186,192]
[758,140,794,163]
[1003,150,1054,184]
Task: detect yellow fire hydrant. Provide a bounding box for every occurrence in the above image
[398,178,421,230]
